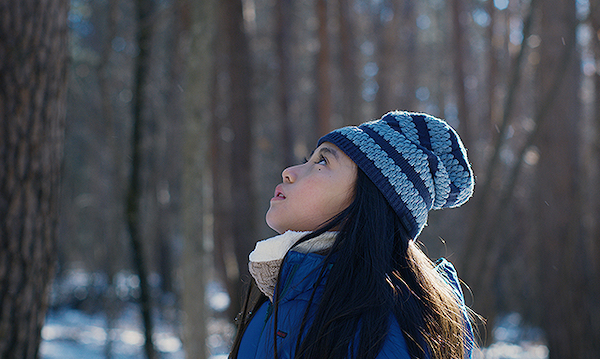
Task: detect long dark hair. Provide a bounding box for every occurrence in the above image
[230,168,473,359]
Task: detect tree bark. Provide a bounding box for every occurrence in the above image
[222,0,257,322]
[534,0,592,357]
[316,0,332,136]
[376,0,401,115]
[450,0,470,147]
[96,1,123,356]
[588,0,600,341]
[337,0,361,125]
[179,0,214,355]
[276,0,295,166]
[484,0,498,139]
[0,0,69,357]
[210,0,234,321]
[400,0,417,112]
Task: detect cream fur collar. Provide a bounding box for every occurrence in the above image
[248,231,337,301]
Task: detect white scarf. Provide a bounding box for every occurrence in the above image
[248,231,337,301]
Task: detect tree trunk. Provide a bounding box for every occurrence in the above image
[400,0,417,112]
[450,0,470,148]
[337,0,361,125]
[376,0,403,115]
[484,0,498,140]
[534,0,592,357]
[127,0,156,357]
[160,0,190,299]
[0,0,69,357]
[276,0,295,166]
[316,0,332,136]
[96,1,123,356]
[179,0,214,356]
[223,0,257,322]
[588,0,600,341]
[210,0,234,320]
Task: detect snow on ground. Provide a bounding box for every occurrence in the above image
[40,278,234,359]
[473,313,549,359]
[41,277,547,359]
[41,308,548,359]
[40,305,185,359]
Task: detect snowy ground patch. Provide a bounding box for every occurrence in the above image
[42,276,547,358]
[40,306,184,359]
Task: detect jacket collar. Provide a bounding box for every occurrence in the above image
[275,250,333,304]
[249,231,336,301]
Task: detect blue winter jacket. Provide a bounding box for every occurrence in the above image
[237,251,473,359]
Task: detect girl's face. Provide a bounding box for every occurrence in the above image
[266,142,357,234]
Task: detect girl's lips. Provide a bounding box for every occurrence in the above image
[272,185,286,201]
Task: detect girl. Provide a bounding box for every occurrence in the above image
[230,111,476,359]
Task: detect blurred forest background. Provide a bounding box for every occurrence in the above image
[2,0,600,358]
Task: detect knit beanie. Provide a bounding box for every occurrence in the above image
[318,110,474,240]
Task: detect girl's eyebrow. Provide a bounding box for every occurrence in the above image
[307,146,339,161]
[316,146,339,159]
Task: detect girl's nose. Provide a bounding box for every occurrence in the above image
[282,165,297,183]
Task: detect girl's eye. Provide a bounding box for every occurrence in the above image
[315,155,327,165]
[302,153,326,165]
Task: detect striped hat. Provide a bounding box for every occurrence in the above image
[318,110,474,239]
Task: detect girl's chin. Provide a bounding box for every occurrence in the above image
[267,226,285,234]
[265,215,282,233]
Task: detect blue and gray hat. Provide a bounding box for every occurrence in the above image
[318,110,474,240]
